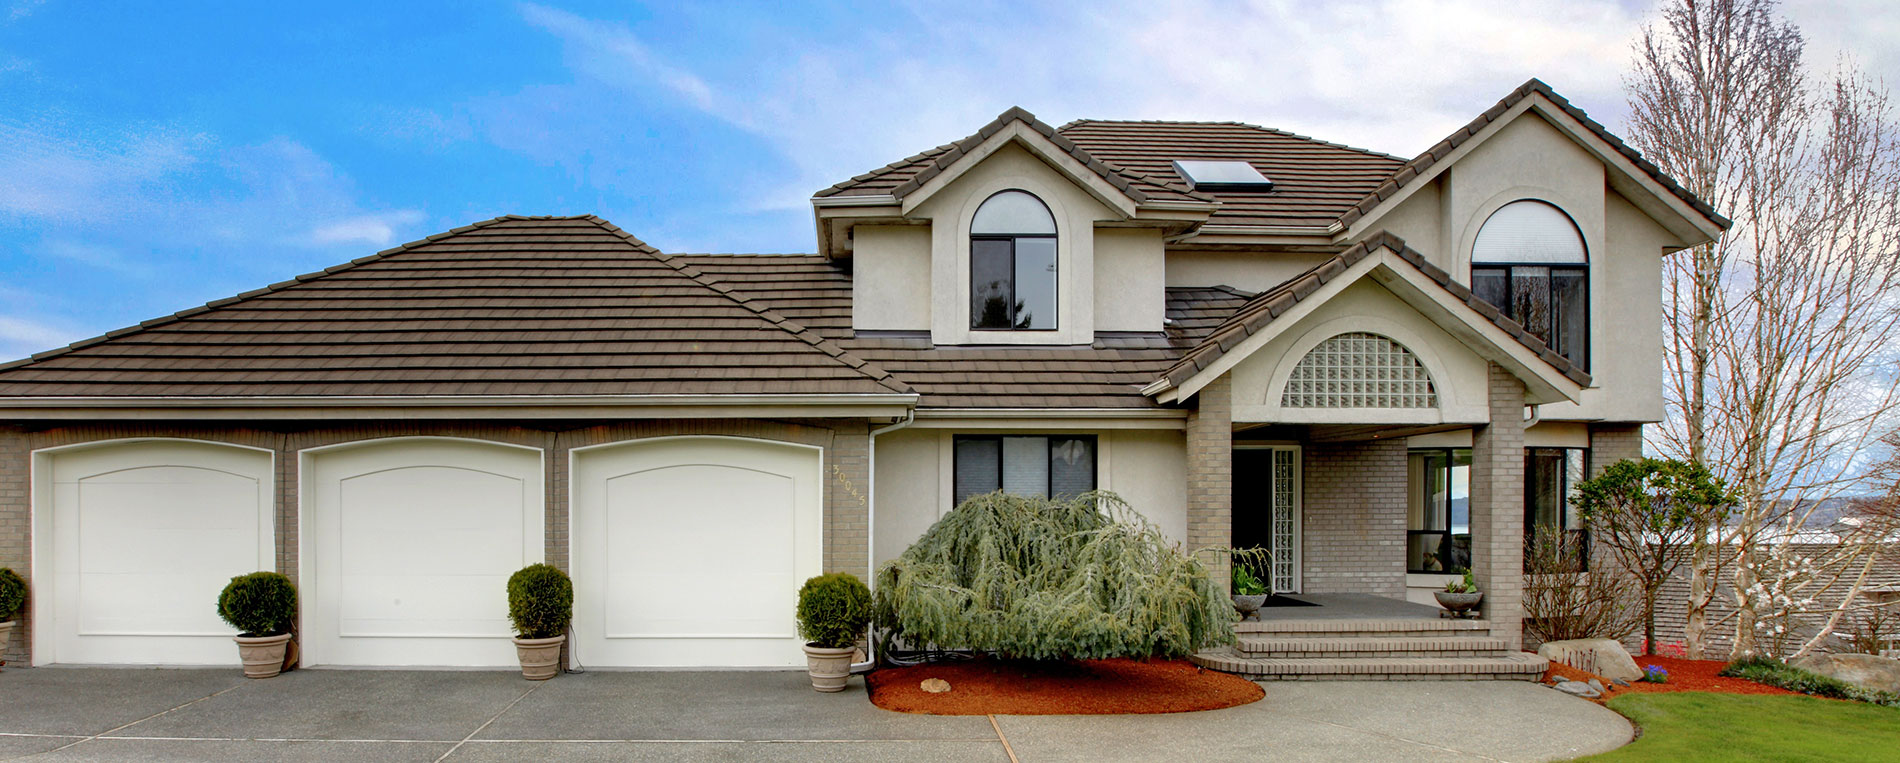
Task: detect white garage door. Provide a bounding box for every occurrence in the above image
[36,440,274,666]
[303,438,543,667]
[572,437,822,667]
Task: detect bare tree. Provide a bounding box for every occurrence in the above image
[1623,0,1900,659]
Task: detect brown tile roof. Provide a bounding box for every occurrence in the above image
[0,216,911,398]
[677,254,1254,408]
[1337,78,1732,231]
[1157,231,1594,391]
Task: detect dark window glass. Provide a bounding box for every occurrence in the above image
[1470,265,1588,369]
[1526,447,1590,568]
[952,435,1097,505]
[1013,237,1058,330]
[968,191,1058,331]
[970,239,1015,330]
[1407,448,1471,573]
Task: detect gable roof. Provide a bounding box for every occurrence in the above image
[1337,78,1731,235]
[1150,230,1592,404]
[0,216,912,402]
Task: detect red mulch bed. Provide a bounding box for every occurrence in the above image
[1541,655,1803,702]
[867,657,1264,715]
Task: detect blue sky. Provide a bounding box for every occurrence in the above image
[1,0,1894,361]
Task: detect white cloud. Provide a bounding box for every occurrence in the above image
[519,3,716,109]
[0,120,207,224]
[40,239,148,276]
[307,210,427,247]
[0,315,78,361]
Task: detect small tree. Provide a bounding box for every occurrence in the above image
[1522,531,1642,644]
[874,491,1232,661]
[1575,458,1734,655]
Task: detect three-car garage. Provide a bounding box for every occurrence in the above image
[28,435,825,670]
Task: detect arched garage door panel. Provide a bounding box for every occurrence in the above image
[40,441,274,665]
[575,437,821,667]
[305,439,542,667]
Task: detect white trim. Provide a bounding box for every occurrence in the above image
[899,122,1141,220]
[810,194,899,207]
[1235,315,1486,425]
[31,438,278,666]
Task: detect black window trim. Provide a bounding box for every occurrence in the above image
[1406,447,1470,575]
[969,189,1059,332]
[1470,262,1591,371]
[951,434,1098,502]
[1525,446,1592,571]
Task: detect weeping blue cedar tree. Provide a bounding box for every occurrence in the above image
[873,491,1235,661]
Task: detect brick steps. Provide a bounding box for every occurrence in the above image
[1236,617,1492,638]
[1192,650,1549,681]
[1237,635,1510,659]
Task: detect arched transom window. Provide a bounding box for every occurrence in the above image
[970,190,1057,330]
[1471,199,1588,368]
[1281,332,1438,408]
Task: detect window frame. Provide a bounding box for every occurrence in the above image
[1525,446,1591,569]
[1470,262,1591,371]
[969,190,1059,332]
[951,434,1097,503]
[1406,447,1471,574]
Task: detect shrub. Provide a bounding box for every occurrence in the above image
[1720,655,1900,708]
[1522,531,1641,643]
[217,572,297,637]
[0,568,25,621]
[797,573,872,649]
[873,491,1233,661]
[506,564,573,640]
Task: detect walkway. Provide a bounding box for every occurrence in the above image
[0,667,1631,762]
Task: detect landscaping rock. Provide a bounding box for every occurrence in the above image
[1552,675,1571,683]
[920,678,952,694]
[1790,653,1900,694]
[1588,679,1605,693]
[1613,678,1630,687]
[1554,681,1601,699]
[1537,638,1644,683]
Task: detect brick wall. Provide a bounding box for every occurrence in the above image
[1472,364,1528,650]
[1587,424,1644,477]
[1185,376,1234,583]
[1300,438,1407,597]
[0,417,872,666]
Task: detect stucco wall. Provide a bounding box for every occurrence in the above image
[1164,250,1331,293]
[851,225,932,331]
[1093,228,1166,332]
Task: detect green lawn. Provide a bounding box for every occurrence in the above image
[1578,692,1900,762]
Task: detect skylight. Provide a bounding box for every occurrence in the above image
[1171,160,1273,191]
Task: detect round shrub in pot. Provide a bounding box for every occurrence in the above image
[796,572,871,692]
[507,564,573,680]
[217,572,298,678]
[0,567,26,661]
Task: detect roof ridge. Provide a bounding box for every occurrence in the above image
[1334,78,1731,232]
[1058,118,1409,162]
[1155,229,1591,392]
[578,216,915,395]
[0,214,541,373]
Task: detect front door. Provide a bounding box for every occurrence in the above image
[1231,447,1301,594]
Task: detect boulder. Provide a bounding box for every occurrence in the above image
[1537,638,1644,683]
[1554,681,1601,699]
[920,678,952,694]
[1790,653,1900,694]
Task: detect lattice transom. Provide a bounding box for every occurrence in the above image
[1280,332,1438,408]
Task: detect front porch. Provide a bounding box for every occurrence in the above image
[1190,594,1548,681]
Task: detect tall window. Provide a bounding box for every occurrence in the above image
[1526,447,1589,555]
[1471,200,1588,368]
[970,190,1057,330]
[953,435,1095,505]
[1407,448,1471,574]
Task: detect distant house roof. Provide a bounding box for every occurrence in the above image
[0,216,911,399]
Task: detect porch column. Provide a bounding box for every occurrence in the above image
[1186,375,1233,584]
[1471,364,1526,650]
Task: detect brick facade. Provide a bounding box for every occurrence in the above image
[1586,424,1644,477]
[1300,439,1407,597]
[1471,364,1528,650]
[0,417,873,666]
[1185,376,1234,584]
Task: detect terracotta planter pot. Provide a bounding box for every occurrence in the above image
[0,620,14,667]
[1434,590,1483,618]
[514,635,565,680]
[234,633,293,679]
[803,643,856,692]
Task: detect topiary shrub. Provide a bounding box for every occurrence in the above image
[874,491,1233,661]
[797,572,872,649]
[217,572,297,637]
[507,564,573,640]
[0,567,25,621]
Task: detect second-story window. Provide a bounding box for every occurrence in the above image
[970,190,1057,330]
[1471,199,1588,369]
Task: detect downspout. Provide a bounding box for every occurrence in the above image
[852,407,916,674]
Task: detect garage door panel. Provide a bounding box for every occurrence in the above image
[337,572,513,638]
[40,442,274,665]
[576,438,821,667]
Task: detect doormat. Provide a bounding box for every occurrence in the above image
[1260,595,1318,607]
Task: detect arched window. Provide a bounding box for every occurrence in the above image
[970,190,1057,330]
[1281,332,1438,408]
[1471,200,1588,368]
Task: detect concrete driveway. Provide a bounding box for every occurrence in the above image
[0,667,1630,762]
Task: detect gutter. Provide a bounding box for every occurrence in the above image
[0,393,920,409]
[854,407,917,674]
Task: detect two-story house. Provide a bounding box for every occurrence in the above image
[0,79,1726,676]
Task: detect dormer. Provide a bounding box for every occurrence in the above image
[811,108,1215,346]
